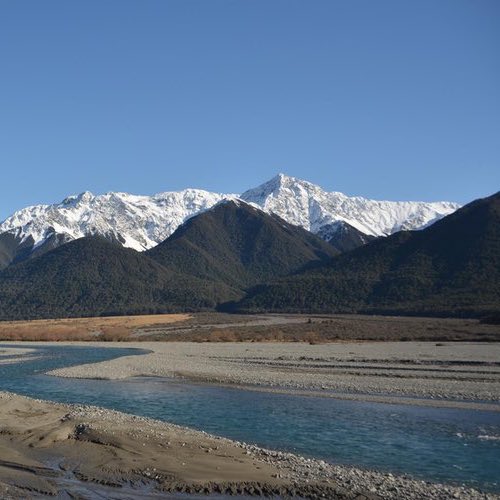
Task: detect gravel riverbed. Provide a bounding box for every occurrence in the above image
[47,341,500,405]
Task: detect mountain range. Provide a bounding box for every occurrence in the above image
[0,176,496,322]
[0,174,459,269]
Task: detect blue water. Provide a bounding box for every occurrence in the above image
[1,344,499,492]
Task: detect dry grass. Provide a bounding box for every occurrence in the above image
[0,314,190,341]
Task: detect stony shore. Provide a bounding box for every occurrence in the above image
[0,392,496,500]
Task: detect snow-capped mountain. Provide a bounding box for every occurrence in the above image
[0,174,460,268]
[0,189,235,268]
[241,174,460,237]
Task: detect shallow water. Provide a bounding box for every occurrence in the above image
[1,344,499,492]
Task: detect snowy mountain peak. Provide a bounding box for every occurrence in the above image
[245,173,319,198]
[269,172,301,188]
[62,191,94,206]
[241,175,460,236]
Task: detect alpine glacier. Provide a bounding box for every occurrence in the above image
[0,174,460,266]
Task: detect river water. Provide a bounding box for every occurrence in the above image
[1,344,499,492]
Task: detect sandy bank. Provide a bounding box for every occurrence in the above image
[0,392,495,499]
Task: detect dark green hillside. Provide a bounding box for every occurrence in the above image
[233,192,500,317]
[0,236,239,320]
[0,232,19,269]
[0,230,74,270]
[317,221,376,253]
[0,232,38,270]
[148,200,338,290]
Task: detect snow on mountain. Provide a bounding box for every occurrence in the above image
[0,174,460,267]
[241,174,460,237]
[0,189,233,253]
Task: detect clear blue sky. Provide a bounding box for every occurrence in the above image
[1,0,498,220]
